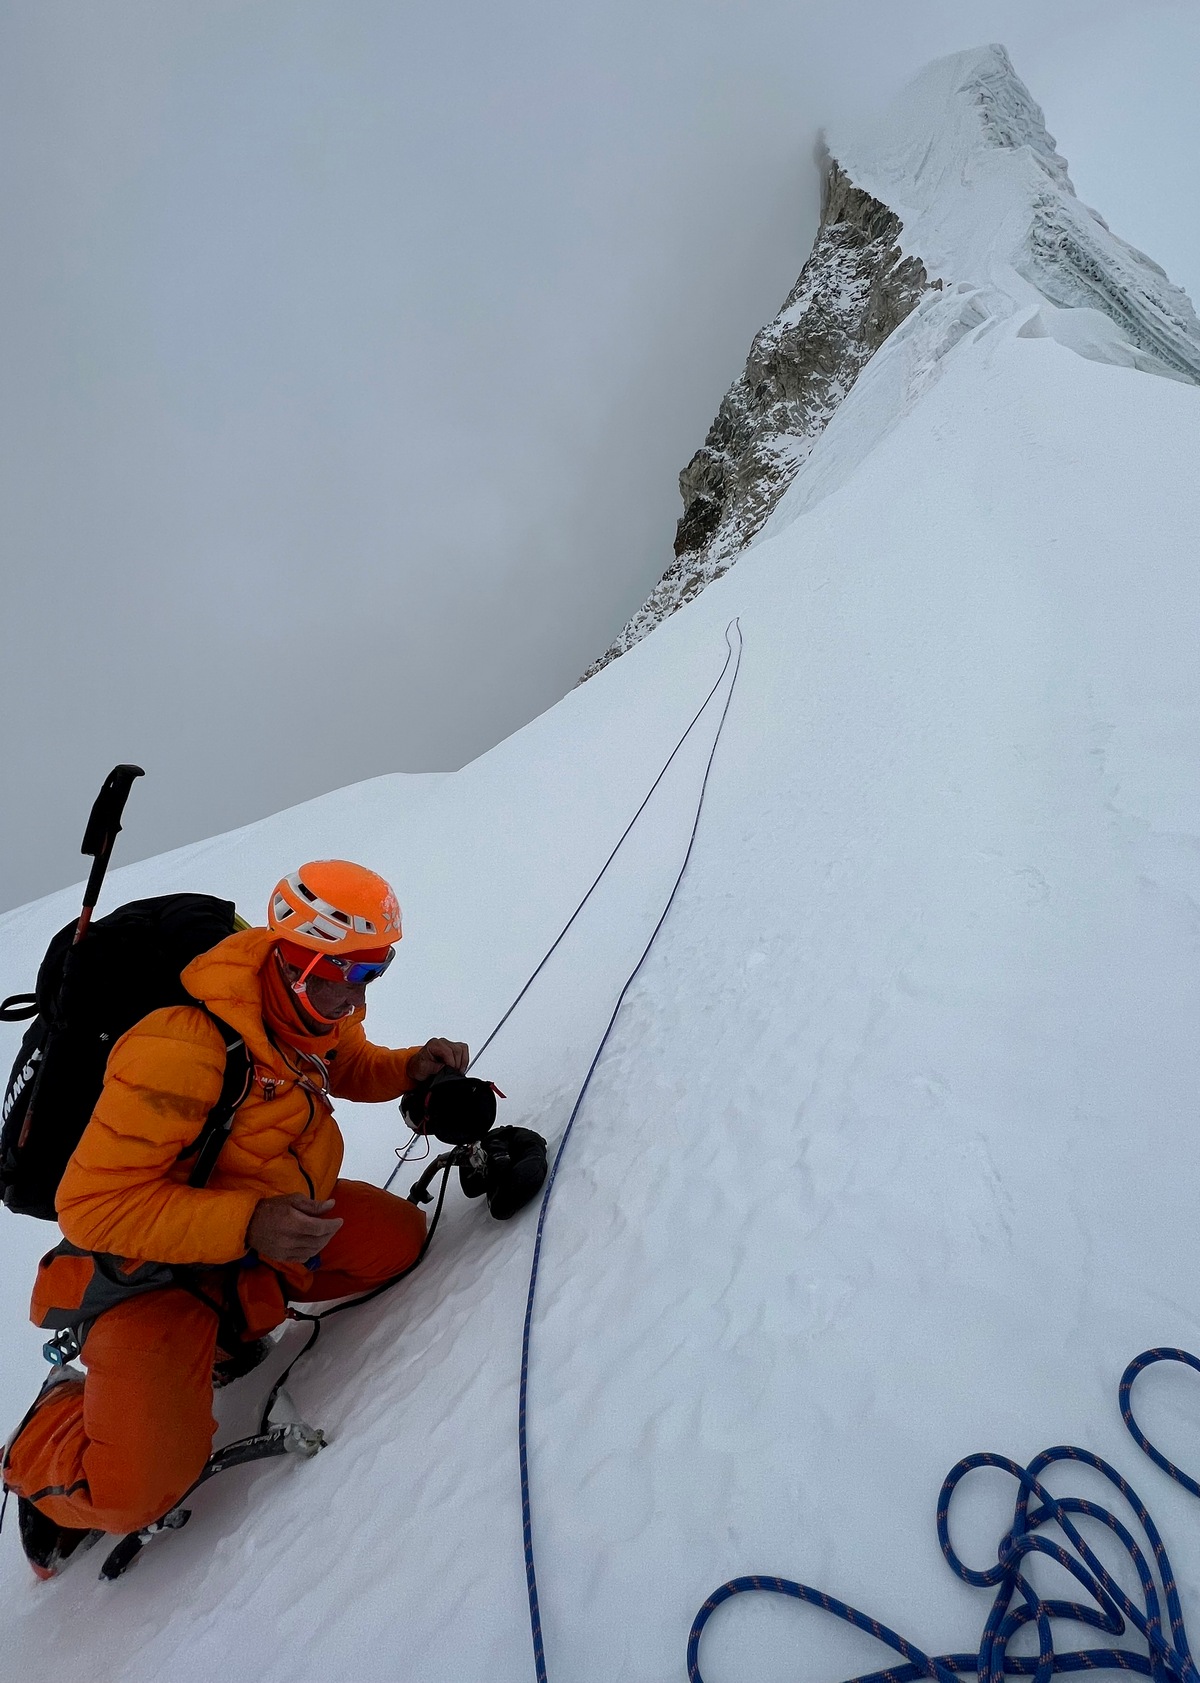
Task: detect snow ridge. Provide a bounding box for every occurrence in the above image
[582,167,930,677]
[837,44,1200,382]
[969,40,1075,186]
[973,42,1200,380]
[586,43,1200,677]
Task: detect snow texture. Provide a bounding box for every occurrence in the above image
[5,42,1200,1683]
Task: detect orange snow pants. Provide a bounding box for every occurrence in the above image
[5,1181,426,1535]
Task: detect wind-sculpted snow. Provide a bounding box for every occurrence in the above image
[1022,192,1200,381]
[587,43,1200,676]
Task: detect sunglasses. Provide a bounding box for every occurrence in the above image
[298,947,396,987]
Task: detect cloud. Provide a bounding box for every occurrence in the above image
[0,0,1192,910]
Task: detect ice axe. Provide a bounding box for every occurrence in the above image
[74,764,144,943]
[0,765,145,1164]
[0,764,144,1028]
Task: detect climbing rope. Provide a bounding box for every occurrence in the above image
[688,1347,1200,1683]
[1121,1348,1200,1500]
[244,621,742,1576]
[519,619,745,1683]
[383,621,743,1192]
[255,1157,458,1434]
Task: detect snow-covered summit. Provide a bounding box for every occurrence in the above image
[835,43,1200,382]
[587,44,1200,676]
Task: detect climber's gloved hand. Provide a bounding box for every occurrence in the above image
[407,1038,470,1084]
[459,1126,548,1220]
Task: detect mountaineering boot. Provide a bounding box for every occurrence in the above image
[4,1364,100,1580]
[16,1495,100,1580]
[2,1359,85,1465]
[459,1126,548,1219]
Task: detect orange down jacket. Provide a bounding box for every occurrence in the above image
[53,926,422,1271]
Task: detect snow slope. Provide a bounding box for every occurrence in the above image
[6,53,1200,1683]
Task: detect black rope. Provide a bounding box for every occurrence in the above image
[250,624,743,1506]
[382,622,743,1192]
[256,1157,456,1433]
[520,618,744,1681]
[470,624,741,1072]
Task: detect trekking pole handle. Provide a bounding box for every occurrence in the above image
[75,764,145,941]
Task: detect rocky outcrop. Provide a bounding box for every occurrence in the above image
[582,159,933,678]
[582,43,1200,682]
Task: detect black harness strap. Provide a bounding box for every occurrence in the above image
[170,1267,254,1360]
[180,1011,253,1189]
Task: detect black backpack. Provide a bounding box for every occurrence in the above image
[1,893,252,1221]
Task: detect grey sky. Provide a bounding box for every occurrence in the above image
[2,0,1196,913]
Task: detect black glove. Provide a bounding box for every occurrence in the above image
[400,1067,498,1145]
[459,1126,548,1220]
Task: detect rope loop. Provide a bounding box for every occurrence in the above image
[689,1351,1200,1683]
[1121,1349,1200,1500]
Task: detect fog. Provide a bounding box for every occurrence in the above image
[2,0,1196,912]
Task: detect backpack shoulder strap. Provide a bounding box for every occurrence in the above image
[180,1009,254,1189]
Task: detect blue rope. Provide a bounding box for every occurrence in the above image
[689,1348,1200,1683]
[1121,1349,1200,1500]
[383,622,743,1194]
[519,618,744,1683]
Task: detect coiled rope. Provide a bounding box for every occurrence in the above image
[519,618,745,1683]
[688,1347,1200,1683]
[370,612,1199,1683]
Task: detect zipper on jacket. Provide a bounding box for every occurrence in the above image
[289,1146,316,1200]
[288,1091,317,1198]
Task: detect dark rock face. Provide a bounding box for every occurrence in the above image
[583,160,933,678]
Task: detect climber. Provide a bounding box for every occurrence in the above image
[3,859,467,1576]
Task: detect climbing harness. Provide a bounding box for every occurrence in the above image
[72,1153,464,1578]
[518,619,744,1683]
[688,1346,1200,1683]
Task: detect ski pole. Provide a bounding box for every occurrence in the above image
[74,764,144,943]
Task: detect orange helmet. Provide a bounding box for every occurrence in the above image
[268,860,403,955]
